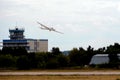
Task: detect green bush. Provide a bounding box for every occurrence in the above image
[0,55,16,68]
[16,56,30,70]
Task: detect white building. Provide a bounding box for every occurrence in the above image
[27,39,48,52]
[3,28,48,52]
[90,54,120,65]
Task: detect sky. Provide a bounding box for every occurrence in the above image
[0,0,120,51]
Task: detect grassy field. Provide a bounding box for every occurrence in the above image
[0,75,120,80]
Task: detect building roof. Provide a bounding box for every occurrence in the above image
[94,54,120,57]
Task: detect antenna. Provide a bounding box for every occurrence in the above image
[15,22,18,28]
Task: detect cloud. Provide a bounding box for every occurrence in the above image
[1,0,120,50]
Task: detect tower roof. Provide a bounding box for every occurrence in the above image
[9,28,25,40]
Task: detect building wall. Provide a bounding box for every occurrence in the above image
[27,40,35,52]
[38,40,48,52]
[3,39,48,53]
[90,54,120,65]
[90,54,109,65]
[3,40,27,47]
[27,39,48,52]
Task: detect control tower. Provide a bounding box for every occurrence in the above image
[3,27,48,52]
[9,28,25,40]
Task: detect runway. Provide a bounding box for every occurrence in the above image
[0,71,120,76]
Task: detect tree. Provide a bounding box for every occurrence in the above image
[2,47,28,56]
[85,46,95,65]
[0,55,16,68]
[69,46,95,67]
[13,47,28,56]
[106,43,120,68]
[2,47,13,55]
[0,49,2,55]
[57,54,69,67]
[97,47,106,54]
[51,47,61,55]
[35,52,47,69]
[46,56,59,69]
[69,48,83,66]
[28,53,37,68]
[16,56,30,70]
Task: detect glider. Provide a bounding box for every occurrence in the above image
[37,21,63,34]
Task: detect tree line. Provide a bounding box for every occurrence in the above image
[0,43,119,70]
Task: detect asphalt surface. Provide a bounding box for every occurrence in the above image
[0,71,120,76]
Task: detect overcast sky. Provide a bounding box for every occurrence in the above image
[0,0,120,51]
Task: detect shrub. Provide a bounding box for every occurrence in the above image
[16,56,30,70]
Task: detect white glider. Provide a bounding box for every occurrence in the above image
[37,22,63,34]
